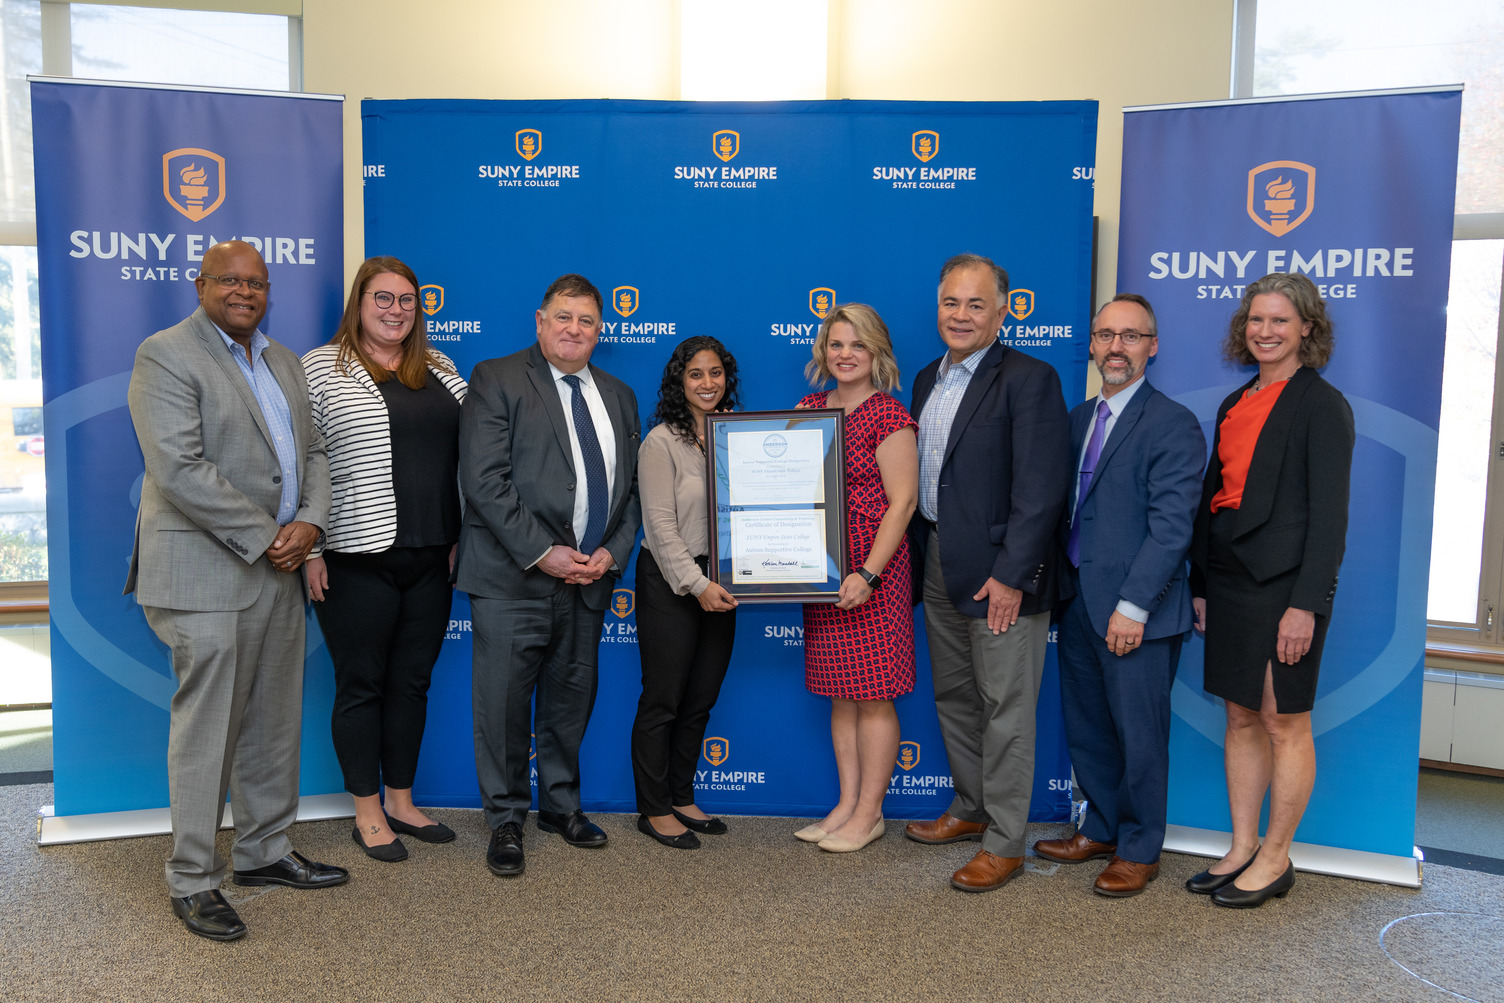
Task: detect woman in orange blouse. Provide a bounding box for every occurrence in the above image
[1186,273,1354,908]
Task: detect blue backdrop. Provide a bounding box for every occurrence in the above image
[33,80,345,816]
[362,98,1098,819]
[1118,88,1462,858]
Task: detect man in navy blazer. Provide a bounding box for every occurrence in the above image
[904,254,1072,893]
[1033,294,1205,897]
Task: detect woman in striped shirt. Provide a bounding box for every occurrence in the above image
[303,256,468,862]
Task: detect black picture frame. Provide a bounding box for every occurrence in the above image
[705,408,846,603]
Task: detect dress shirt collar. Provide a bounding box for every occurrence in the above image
[936,337,994,383]
[211,321,269,364]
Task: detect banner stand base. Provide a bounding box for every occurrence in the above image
[35,793,356,846]
[1165,823,1422,888]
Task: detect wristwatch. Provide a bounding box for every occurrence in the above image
[855,567,882,589]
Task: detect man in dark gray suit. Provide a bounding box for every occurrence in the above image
[127,240,345,943]
[457,273,641,876]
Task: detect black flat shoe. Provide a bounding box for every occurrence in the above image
[386,815,457,844]
[1212,860,1295,908]
[170,889,246,942]
[638,814,700,850]
[1186,850,1258,894]
[233,851,349,889]
[353,826,408,862]
[671,808,727,835]
[537,809,608,848]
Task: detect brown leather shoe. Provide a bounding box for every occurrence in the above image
[905,813,987,845]
[950,850,1024,893]
[1093,855,1160,897]
[1033,831,1116,864]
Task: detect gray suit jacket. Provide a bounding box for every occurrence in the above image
[124,306,330,611]
[455,342,641,612]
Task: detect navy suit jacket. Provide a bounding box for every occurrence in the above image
[910,340,1071,618]
[1063,379,1205,640]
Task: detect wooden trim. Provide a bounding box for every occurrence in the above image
[1420,759,1504,779]
[1425,643,1504,667]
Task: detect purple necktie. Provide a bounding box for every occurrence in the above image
[1067,398,1111,568]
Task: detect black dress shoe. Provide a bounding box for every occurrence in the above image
[232,851,350,889]
[386,814,457,844]
[537,809,608,847]
[171,889,246,942]
[1212,860,1295,908]
[638,814,701,849]
[487,822,525,876]
[1186,850,1258,894]
[671,808,727,835]
[353,826,408,862]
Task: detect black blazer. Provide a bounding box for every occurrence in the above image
[909,340,1072,618]
[1190,365,1353,617]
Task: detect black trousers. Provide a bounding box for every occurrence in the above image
[630,549,737,815]
[315,545,453,797]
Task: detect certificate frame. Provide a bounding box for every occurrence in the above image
[705,408,846,603]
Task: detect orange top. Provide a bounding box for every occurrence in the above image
[1209,379,1289,513]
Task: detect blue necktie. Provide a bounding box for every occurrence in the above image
[563,374,609,555]
[1067,398,1111,568]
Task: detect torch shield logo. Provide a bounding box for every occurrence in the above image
[808,287,836,320]
[162,148,226,222]
[419,284,444,316]
[702,736,730,767]
[612,286,640,318]
[1008,289,1035,321]
[1247,160,1315,237]
[712,130,740,162]
[610,588,634,619]
[516,129,543,161]
[911,130,940,162]
[897,741,921,771]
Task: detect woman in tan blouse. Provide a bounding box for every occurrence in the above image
[630,337,742,849]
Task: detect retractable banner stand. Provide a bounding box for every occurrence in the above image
[1118,87,1462,884]
[362,98,1098,820]
[32,80,344,837]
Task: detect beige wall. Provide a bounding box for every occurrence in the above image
[305,0,1232,316]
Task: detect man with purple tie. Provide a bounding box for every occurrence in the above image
[1033,294,1205,897]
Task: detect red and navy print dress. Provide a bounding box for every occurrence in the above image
[798,390,916,700]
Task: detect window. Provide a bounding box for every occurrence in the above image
[1240,0,1504,644]
[0,1,299,586]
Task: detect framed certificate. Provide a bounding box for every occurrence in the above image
[706,409,846,603]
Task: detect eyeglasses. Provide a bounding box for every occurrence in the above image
[200,273,269,293]
[365,291,417,311]
[1090,329,1153,346]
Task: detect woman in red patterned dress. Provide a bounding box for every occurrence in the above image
[794,303,919,853]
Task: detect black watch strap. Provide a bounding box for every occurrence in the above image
[855,567,881,588]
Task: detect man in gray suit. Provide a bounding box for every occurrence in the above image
[127,240,345,942]
[457,273,641,877]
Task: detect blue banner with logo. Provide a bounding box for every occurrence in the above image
[1118,88,1461,862]
[363,98,1098,820]
[32,80,344,815]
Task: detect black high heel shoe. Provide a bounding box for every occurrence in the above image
[352,825,408,862]
[1185,849,1258,894]
[671,807,728,835]
[1212,859,1295,908]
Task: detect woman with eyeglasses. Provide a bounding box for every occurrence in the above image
[1186,273,1353,907]
[302,256,468,862]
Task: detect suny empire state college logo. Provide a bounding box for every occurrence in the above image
[419,284,444,316]
[809,287,836,320]
[516,129,543,161]
[612,286,640,318]
[1008,289,1035,320]
[712,130,740,162]
[611,588,634,619]
[702,736,730,767]
[162,148,226,222]
[1247,160,1315,237]
[912,130,940,162]
[897,741,921,771]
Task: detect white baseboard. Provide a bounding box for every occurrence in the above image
[35,792,355,846]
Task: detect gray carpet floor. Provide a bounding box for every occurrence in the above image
[3,780,1503,1003]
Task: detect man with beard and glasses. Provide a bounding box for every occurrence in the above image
[1032,293,1205,897]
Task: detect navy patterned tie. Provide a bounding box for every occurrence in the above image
[563,374,609,555]
[1067,398,1111,567]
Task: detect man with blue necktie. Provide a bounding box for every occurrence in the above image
[1033,293,1204,896]
[457,274,641,877]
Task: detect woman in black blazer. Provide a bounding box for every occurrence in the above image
[1186,273,1354,908]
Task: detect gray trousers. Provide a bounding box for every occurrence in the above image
[922,529,1048,857]
[471,588,605,829]
[144,566,304,897]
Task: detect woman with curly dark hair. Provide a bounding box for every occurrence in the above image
[1186,273,1353,907]
[630,336,742,849]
